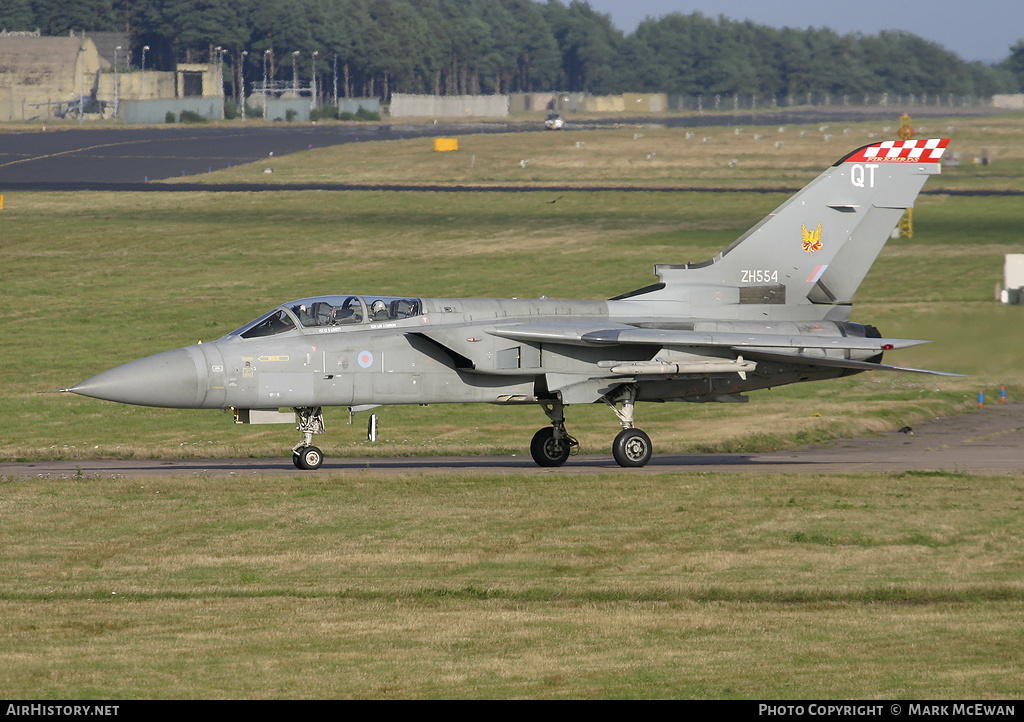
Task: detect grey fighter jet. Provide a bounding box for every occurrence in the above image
[66,138,958,469]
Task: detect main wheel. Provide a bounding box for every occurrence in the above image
[612,428,652,467]
[294,445,324,470]
[530,427,570,467]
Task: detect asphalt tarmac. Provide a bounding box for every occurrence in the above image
[0,123,517,187]
[4,400,1022,479]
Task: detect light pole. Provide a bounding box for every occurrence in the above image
[332,53,338,107]
[141,45,149,100]
[263,49,271,120]
[311,51,318,110]
[77,31,85,123]
[214,46,225,110]
[292,51,299,98]
[240,50,248,119]
[113,45,121,118]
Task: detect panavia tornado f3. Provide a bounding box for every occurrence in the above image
[66,138,959,469]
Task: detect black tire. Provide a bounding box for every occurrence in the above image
[530,427,570,467]
[295,445,324,470]
[612,428,652,467]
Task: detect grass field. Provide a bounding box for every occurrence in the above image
[1,113,1023,698]
[2,470,1022,698]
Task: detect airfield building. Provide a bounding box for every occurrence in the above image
[0,31,222,123]
[0,33,105,122]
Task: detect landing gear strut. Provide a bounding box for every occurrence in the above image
[292,406,325,470]
[530,401,578,467]
[604,385,652,467]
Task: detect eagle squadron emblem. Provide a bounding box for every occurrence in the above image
[801,223,823,253]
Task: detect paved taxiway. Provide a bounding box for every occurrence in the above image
[4,401,1022,479]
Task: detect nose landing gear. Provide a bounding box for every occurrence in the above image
[292,406,326,470]
[293,444,324,470]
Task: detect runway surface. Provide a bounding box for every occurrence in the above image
[4,401,1022,479]
[0,124,506,187]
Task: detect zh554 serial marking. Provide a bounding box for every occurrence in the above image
[65,139,959,469]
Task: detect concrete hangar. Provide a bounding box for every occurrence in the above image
[0,30,222,123]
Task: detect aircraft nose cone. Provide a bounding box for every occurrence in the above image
[68,346,208,408]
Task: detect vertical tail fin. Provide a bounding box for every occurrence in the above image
[641,139,948,318]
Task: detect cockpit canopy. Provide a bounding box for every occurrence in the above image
[231,295,422,339]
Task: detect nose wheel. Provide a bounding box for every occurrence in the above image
[291,406,326,470]
[293,445,324,470]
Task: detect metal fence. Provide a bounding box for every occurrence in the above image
[117,90,1006,125]
[666,93,995,113]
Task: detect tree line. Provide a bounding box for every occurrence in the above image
[3,0,1021,102]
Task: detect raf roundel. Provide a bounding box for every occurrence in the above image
[358,351,374,368]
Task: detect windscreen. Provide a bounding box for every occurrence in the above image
[236,309,296,339]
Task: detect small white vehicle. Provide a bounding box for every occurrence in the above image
[544,112,564,130]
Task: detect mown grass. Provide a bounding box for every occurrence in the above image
[1,470,1022,698]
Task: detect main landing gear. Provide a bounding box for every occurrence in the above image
[529,385,653,468]
[292,406,326,470]
[530,401,579,467]
[605,385,652,467]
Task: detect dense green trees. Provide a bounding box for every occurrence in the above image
[1003,40,1024,92]
[1,1,1018,101]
